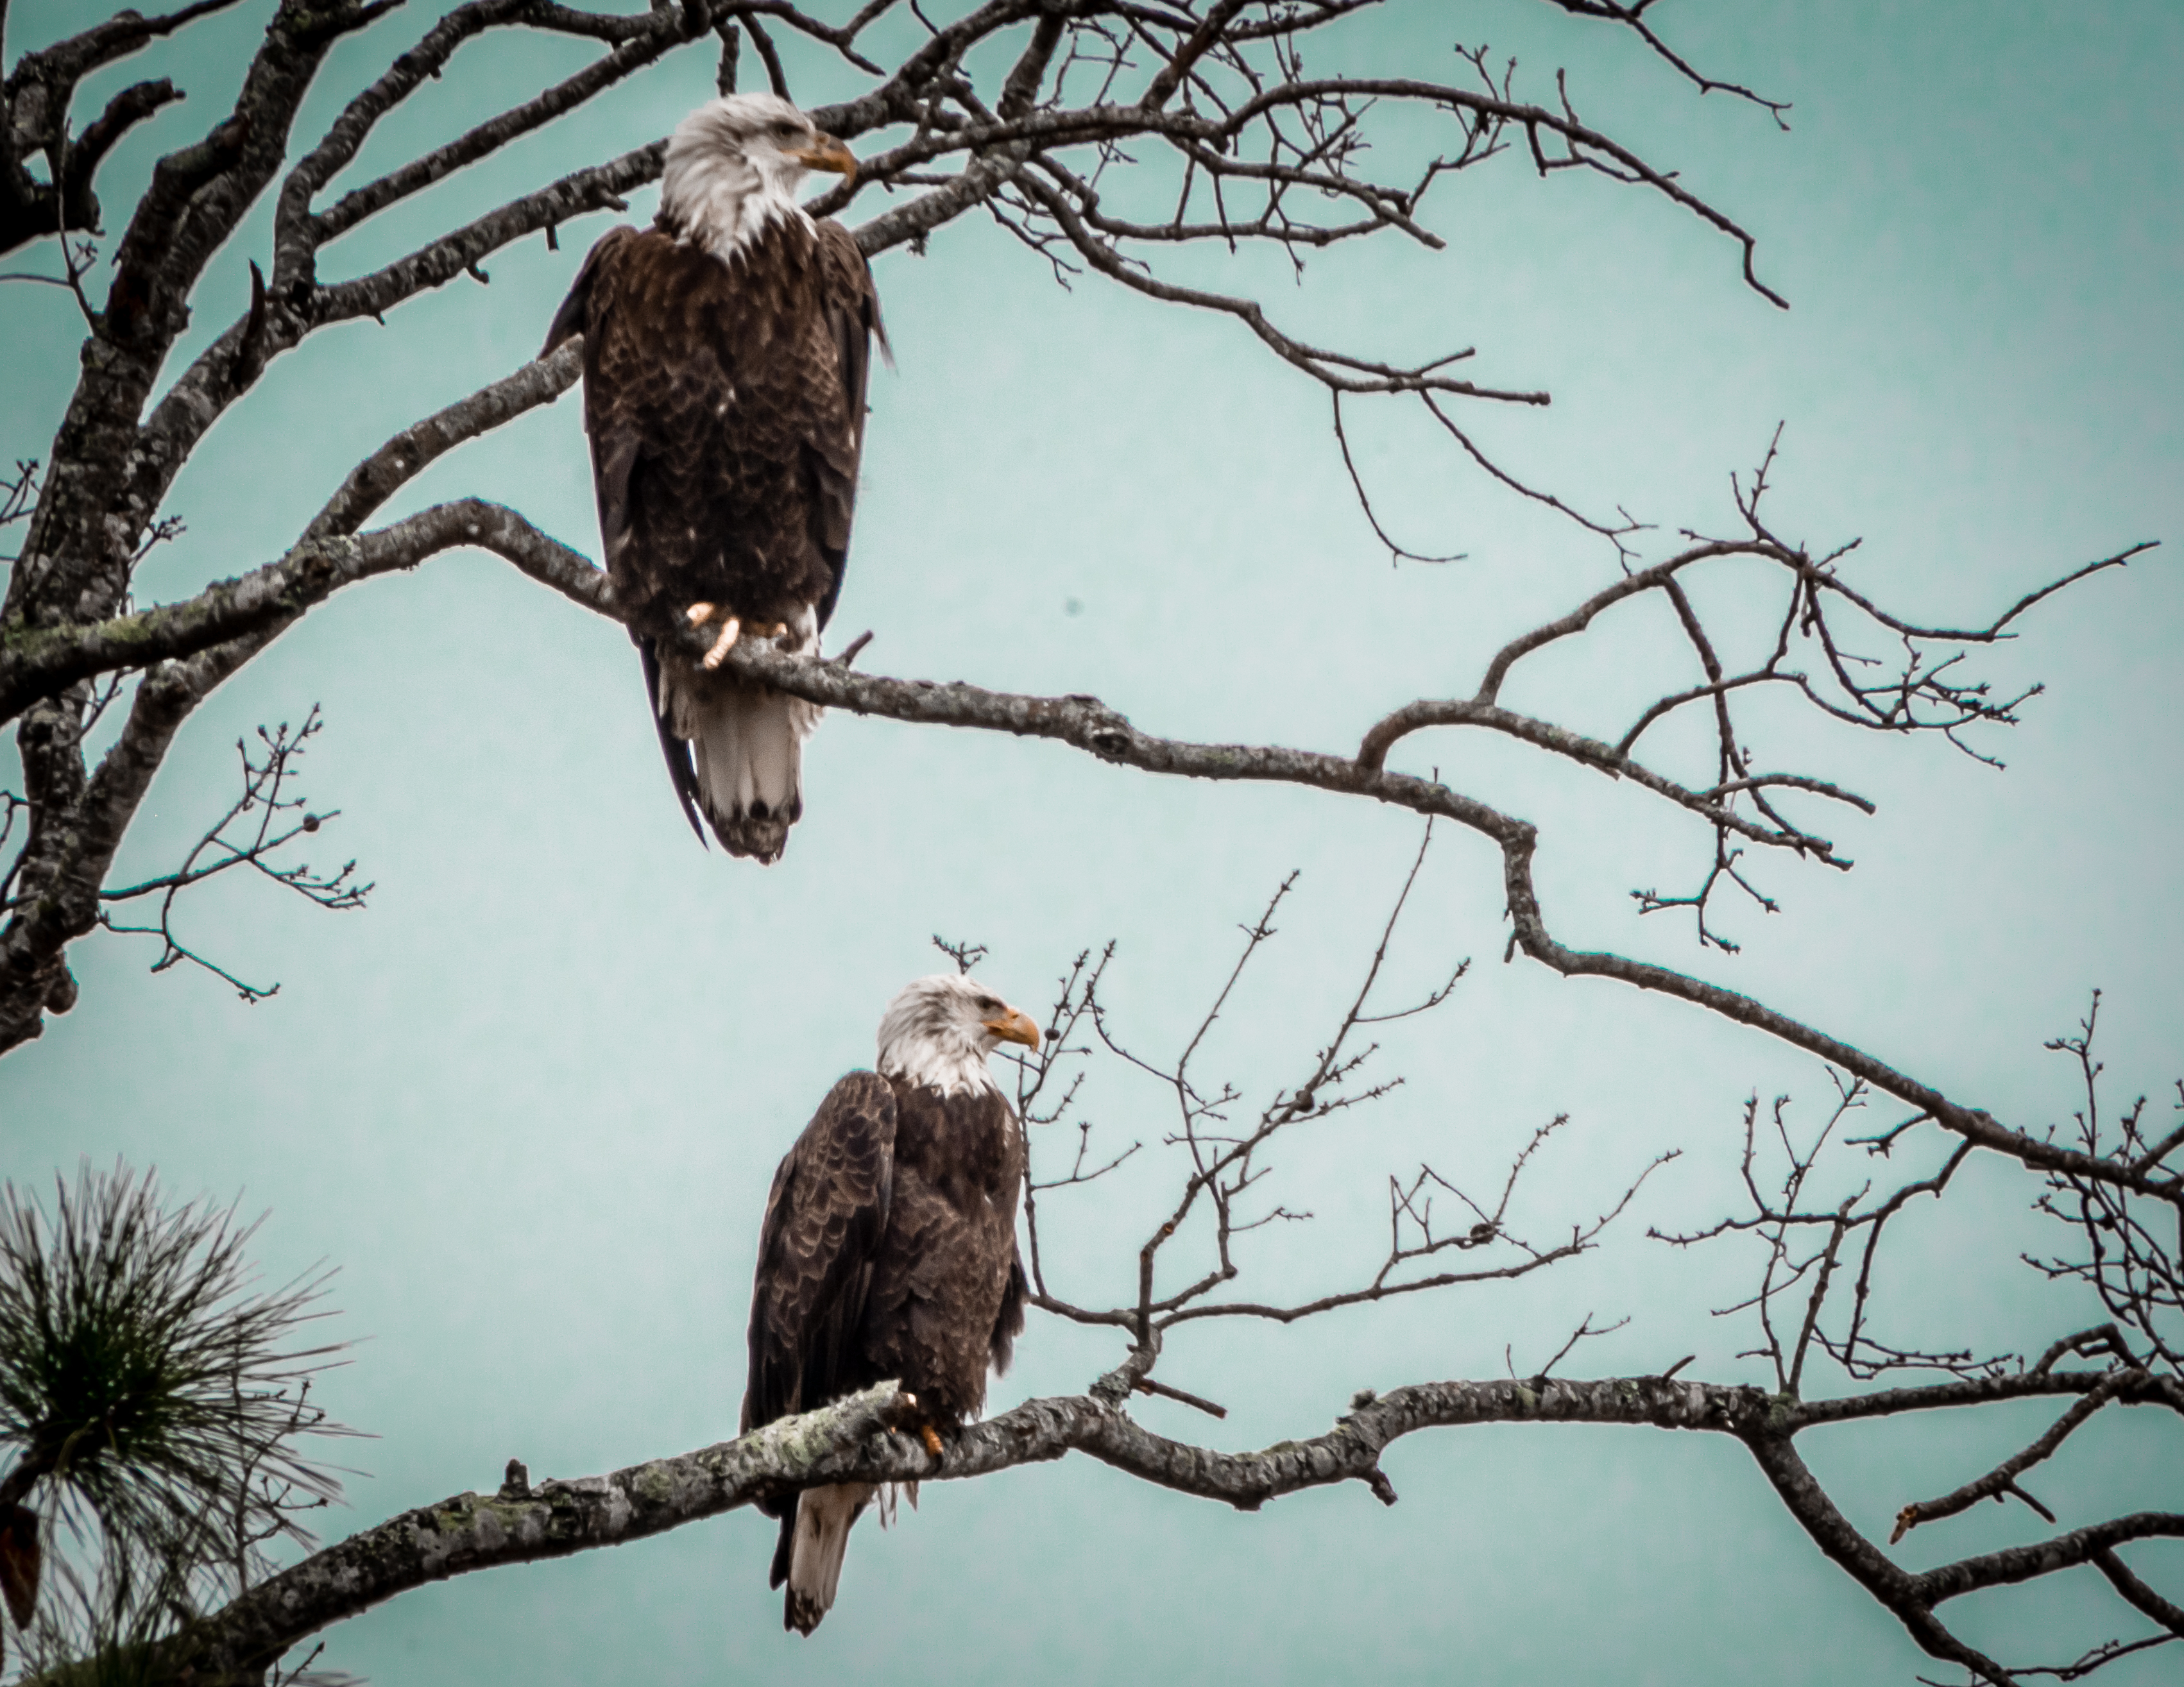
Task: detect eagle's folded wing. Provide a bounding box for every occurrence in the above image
[741,1069,897,1437]
[806,219,882,630]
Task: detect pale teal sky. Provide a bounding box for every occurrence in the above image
[4,3,2181,1683]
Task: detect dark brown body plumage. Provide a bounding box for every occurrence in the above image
[542,214,879,854]
[744,1071,1027,1429]
[545,217,875,635]
[742,1071,1027,1604]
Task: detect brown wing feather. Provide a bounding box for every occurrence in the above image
[991,1251,1028,1376]
[742,1069,894,1600]
[635,635,704,844]
[545,226,646,563]
[742,1070,898,1440]
[540,224,629,357]
[806,219,883,629]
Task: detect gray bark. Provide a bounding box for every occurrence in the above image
[178,1364,2166,1685]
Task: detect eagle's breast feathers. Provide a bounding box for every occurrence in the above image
[546,216,875,636]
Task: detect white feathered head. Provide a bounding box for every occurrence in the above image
[660,93,856,259]
[876,974,1041,1098]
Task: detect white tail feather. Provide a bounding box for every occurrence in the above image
[660,610,822,862]
[785,1482,874,1634]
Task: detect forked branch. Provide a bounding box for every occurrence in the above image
[94,707,368,1002]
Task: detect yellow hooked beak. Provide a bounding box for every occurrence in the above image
[792,133,858,184]
[984,1007,1041,1051]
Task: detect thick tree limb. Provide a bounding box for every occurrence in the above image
[168,1372,1783,1675]
[173,1364,2159,1683]
[180,1379,919,1678]
[0,498,606,724]
[5,0,1827,1058]
[2094,1550,2184,1638]
[56,78,185,230]
[13,458,2160,1215]
[0,345,587,721]
[1742,1430,2019,1684]
[0,0,245,257]
[1915,1514,2184,1607]
[3,0,239,89]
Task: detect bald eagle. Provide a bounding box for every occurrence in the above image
[544,94,882,862]
[743,973,1042,1634]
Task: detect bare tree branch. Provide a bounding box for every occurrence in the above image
[0,0,246,255]
[6,13,2173,1671]
[167,1358,2171,1685]
[0,0,1859,1055]
[90,707,368,1003]
[1891,1372,2138,1543]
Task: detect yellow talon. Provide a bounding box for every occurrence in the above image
[685,601,717,626]
[919,1425,943,1459]
[701,615,742,670]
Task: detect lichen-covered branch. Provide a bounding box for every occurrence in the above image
[0,0,245,255]
[178,1380,917,1679]
[0,0,1836,1053]
[0,498,600,1051]
[171,1362,2165,1686]
[0,343,586,722]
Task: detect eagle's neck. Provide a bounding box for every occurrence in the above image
[660,147,813,264]
[878,1033,1002,1101]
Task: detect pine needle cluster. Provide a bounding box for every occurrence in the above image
[0,1163,349,1674]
